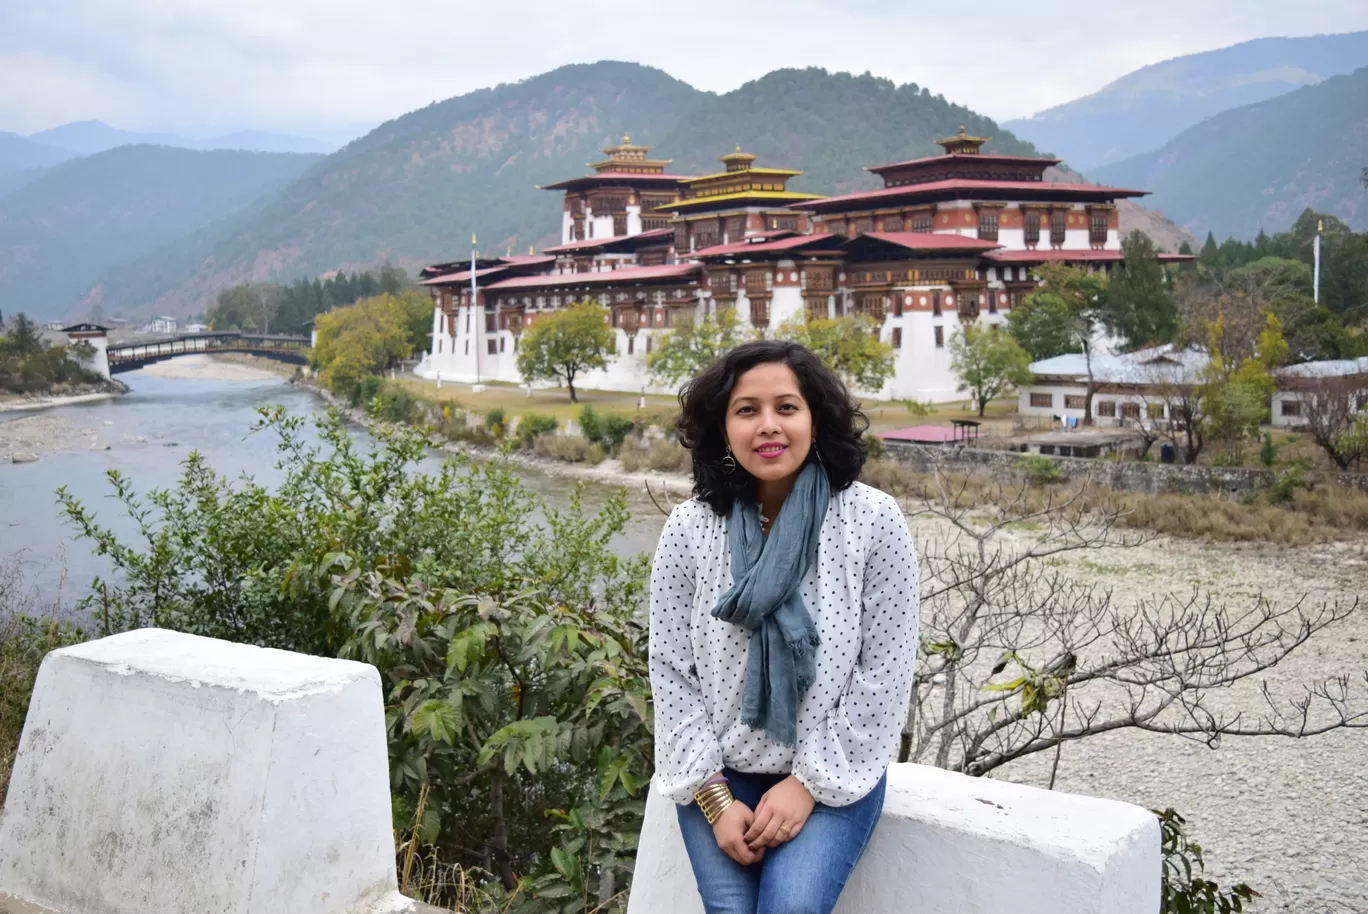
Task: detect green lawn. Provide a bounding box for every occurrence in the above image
[394,378,681,426]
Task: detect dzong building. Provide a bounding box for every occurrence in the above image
[416,130,1186,401]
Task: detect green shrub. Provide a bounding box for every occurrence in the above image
[484,407,507,439]
[1258,433,1278,468]
[599,414,635,449]
[350,375,383,407]
[579,406,634,451]
[1013,454,1064,485]
[534,434,605,465]
[372,385,419,423]
[578,406,603,445]
[864,433,888,460]
[56,410,649,909]
[516,413,559,449]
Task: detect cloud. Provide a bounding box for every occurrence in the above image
[2,0,1366,135]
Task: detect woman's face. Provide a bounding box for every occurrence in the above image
[724,361,814,484]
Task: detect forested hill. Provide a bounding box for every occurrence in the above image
[0,145,322,320]
[659,68,1036,195]
[77,62,1055,318]
[1092,66,1368,240]
[1005,31,1368,172]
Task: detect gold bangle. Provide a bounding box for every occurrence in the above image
[694,783,734,824]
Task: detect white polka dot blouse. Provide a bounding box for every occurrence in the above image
[649,481,920,808]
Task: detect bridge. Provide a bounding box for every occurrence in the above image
[105,331,311,374]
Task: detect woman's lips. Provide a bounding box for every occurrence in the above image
[755,443,788,460]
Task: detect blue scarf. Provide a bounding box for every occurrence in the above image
[712,461,830,746]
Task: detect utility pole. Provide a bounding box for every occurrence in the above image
[1313,220,1322,305]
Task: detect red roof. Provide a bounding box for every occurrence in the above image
[791,179,1149,211]
[543,229,673,255]
[483,263,700,291]
[847,232,1003,253]
[420,266,510,286]
[866,153,1060,174]
[541,172,693,191]
[688,234,844,259]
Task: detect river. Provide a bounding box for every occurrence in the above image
[0,370,667,605]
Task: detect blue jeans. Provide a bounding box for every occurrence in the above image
[676,769,886,914]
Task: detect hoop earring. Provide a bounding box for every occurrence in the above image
[722,444,737,475]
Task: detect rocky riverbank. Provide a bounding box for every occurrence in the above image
[0,381,127,415]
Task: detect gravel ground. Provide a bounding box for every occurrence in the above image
[969,531,1368,913]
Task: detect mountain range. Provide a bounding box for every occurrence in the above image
[1093,66,1368,239]
[4,30,1364,322]
[70,63,1197,321]
[27,121,338,156]
[1005,31,1368,172]
[0,146,322,318]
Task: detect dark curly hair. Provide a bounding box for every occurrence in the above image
[676,339,869,515]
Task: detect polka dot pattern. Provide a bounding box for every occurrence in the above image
[648,482,920,808]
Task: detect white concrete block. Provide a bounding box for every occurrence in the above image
[628,763,1159,914]
[0,629,411,914]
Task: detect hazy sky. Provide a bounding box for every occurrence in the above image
[3,0,1367,139]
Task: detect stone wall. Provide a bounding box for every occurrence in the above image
[628,765,1159,914]
[883,439,1368,496]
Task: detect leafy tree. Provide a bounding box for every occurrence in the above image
[646,306,748,387]
[312,292,430,394]
[1201,313,1287,464]
[516,301,616,403]
[1009,265,1110,422]
[1105,230,1178,350]
[1007,289,1078,361]
[949,325,1033,416]
[776,314,895,392]
[0,313,105,395]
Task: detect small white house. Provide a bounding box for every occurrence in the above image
[1019,346,1209,427]
[1272,357,1368,429]
[184,321,208,333]
[145,315,178,334]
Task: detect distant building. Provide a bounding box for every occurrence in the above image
[184,322,208,333]
[1272,357,1368,429]
[146,316,178,334]
[44,321,66,331]
[1019,346,1209,426]
[417,130,1191,401]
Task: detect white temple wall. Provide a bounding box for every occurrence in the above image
[589,213,615,240]
[561,210,574,245]
[626,205,642,237]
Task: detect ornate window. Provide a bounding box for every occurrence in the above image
[934,326,945,348]
[1089,211,1109,247]
[613,214,628,236]
[1120,403,1141,419]
[910,210,934,233]
[977,208,1000,242]
[854,216,875,235]
[858,294,886,321]
[1064,395,1087,410]
[1030,392,1053,408]
[749,298,770,327]
[769,215,799,232]
[1023,210,1041,248]
[932,291,943,317]
[1050,210,1068,248]
[1097,400,1117,418]
[674,224,690,252]
[884,215,904,232]
[892,327,903,349]
[726,216,747,240]
[805,297,828,321]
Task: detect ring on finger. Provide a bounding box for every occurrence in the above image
[778,823,792,838]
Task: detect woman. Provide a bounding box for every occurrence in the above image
[649,339,919,914]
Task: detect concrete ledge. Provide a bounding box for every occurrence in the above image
[628,763,1159,914]
[0,629,413,914]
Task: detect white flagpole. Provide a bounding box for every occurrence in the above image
[1313,220,1322,305]
[472,233,481,384]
